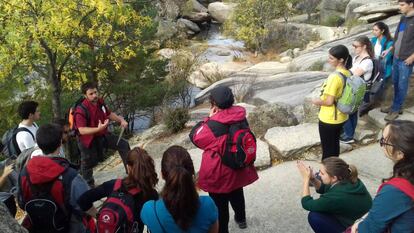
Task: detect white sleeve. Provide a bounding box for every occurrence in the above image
[15,131,36,151]
[360,59,374,81]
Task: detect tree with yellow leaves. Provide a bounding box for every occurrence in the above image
[0,0,153,119]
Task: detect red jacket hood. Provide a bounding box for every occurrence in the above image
[26,157,65,184]
[210,106,246,124]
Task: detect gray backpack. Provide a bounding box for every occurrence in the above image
[336,72,366,115]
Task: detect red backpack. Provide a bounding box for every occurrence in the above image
[97,179,141,233]
[18,157,78,233]
[205,118,256,169]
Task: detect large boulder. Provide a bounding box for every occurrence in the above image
[183,12,211,24]
[177,18,201,32]
[358,13,389,23]
[157,48,176,59]
[208,2,237,23]
[353,1,399,15]
[191,0,208,13]
[289,51,327,72]
[303,81,324,123]
[195,71,329,107]
[188,62,225,89]
[248,103,299,137]
[345,0,384,22]
[320,0,350,24]
[156,0,187,20]
[263,22,324,53]
[0,202,28,233]
[156,20,179,41]
[264,123,320,159]
[243,62,288,76]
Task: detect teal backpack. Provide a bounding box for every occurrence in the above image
[335,72,366,117]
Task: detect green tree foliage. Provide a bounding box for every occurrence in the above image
[0,0,154,119]
[224,0,298,51]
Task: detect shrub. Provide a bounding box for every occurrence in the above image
[322,15,344,27]
[309,60,325,71]
[163,108,190,133]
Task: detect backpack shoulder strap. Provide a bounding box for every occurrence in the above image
[11,127,35,156]
[206,120,229,138]
[378,177,414,200]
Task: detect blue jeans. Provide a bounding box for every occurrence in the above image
[342,112,358,140]
[391,58,414,112]
[308,212,346,233]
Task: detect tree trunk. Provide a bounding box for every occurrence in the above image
[50,72,62,120]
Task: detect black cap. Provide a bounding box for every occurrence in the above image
[210,86,234,109]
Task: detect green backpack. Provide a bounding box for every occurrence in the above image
[336,72,366,116]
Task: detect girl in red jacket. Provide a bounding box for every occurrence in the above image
[190,86,259,233]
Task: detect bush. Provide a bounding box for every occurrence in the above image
[309,60,325,71]
[322,15,344,27]
[163,108,190,133]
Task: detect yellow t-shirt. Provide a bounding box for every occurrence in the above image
[318,68,351,124]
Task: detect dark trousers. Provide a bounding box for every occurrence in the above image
[319,121,343,160]
[308,212,346,233]
[209,188,246,233]
[78,133,130,186]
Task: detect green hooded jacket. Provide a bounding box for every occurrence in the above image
[301,179,373,227]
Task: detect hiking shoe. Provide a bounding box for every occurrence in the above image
[235,217,247,229]
[380,107,403,114]
[384,112,399,121]
[340,138,355,144]
[380,106,391,113]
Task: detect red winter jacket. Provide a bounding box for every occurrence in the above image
[190,106,258,194]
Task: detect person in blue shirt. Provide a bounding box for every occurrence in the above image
[371,22,394,81]
[141,146,219,233]
[371,22,394,108]
[351,120,414,233]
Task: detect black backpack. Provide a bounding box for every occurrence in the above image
[96,179,141,233]
[18,157,78,233]
[1,126,35,159]
[206,119,257,169]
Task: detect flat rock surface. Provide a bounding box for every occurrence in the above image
[367,108,414,128]
[264,123,320,158]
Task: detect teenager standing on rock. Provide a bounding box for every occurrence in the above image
[381,0,414,121]
[340,36,374,144]
[312,45,352,160]
[189,86,258,233]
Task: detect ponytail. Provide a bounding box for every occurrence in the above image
[322,157,359,184]
[345,55,352,70]
[348,164,358,184]
[161,146,199,230]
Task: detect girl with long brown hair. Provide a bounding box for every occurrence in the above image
[341,36,374,144]
[141,145,219,233]
[351,120,414,232]
[77,147,158,233]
